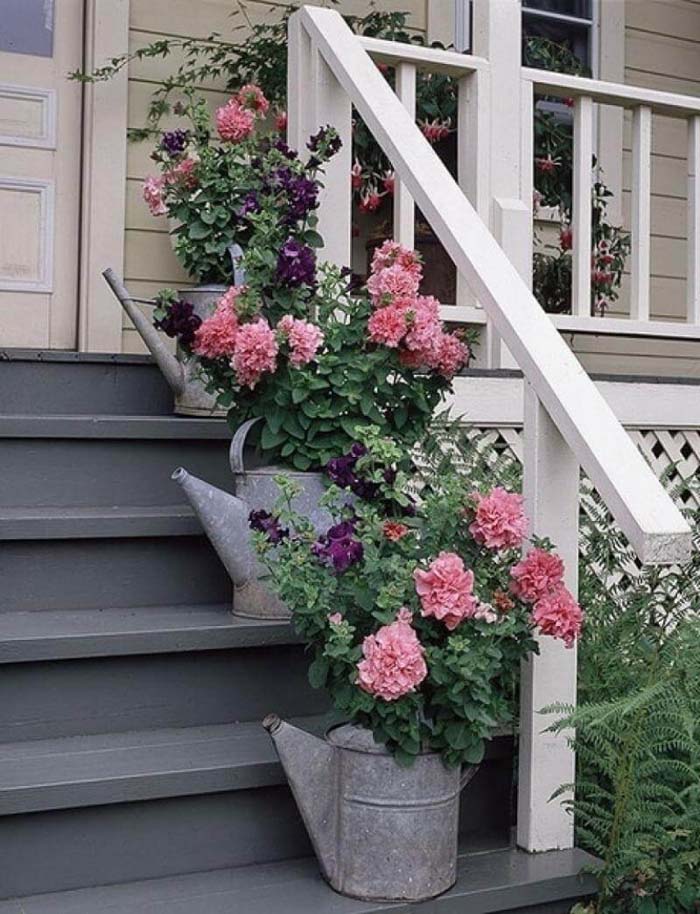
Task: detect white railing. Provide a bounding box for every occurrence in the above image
[288,4,692,855]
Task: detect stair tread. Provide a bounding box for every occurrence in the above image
[0,714,334,816]
[0,504,201,540]
[0,605,297,663]
[0,415,229,439]
[0,847,598,913]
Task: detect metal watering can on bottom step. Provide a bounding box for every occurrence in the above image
[172,418,332,620]
[263,714,478,902]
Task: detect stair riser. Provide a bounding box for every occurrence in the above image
[0,537,231,611]
[0,356,172,416]
[2,646,328,741]
[0,439,233,508]
[0,762,513,899]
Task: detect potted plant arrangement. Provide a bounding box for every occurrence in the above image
[254,427,583,902]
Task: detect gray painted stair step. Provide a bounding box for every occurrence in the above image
[0,505,201,540]
[0,606,298,663]
[0,415,231,440]
[0,848,598,914]
[0,715,334,816]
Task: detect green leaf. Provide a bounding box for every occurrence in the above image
[303,230,325,248]
[308,655,329,689]
[260,424,287,450]
[188,221,211,240]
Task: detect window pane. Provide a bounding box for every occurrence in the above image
[522,16,591,70]
[522,0,592,20]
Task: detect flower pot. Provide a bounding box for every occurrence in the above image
[264,716,477,902]
[172,418,333,620]
[174,284,228,416]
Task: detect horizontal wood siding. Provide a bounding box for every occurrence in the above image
[123,0,426,352]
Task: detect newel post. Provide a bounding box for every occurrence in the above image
[288,11,352,271]
[517,385,578,851]
[470,0,532,369]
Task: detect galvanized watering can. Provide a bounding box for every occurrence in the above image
[103,248,244,416]
[263,715,478,902]
[173,418,332,619]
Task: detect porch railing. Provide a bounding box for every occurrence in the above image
[288,3,692,854]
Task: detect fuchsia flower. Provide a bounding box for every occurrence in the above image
[358,187,384,213]
[532,585,583,648]
[414,552,478,630]
[367,304,408,347]
[469,487,528,550]
[274,110,288,133]
[216,98,256,142]
[231,318,278,388]
[350,160,364,190]
[382,171,395,195]
[357,608,427,701]
[560,226,573,251]
[278,315,324,367]
[420,118,451,144]
[142,176,167,216]
[237,83,269,116]
[510,548,564,603]
[192,287,241,359]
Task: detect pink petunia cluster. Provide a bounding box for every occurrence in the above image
[231,318,278,388]
[278,315,324,368]
[365,243,469,379]
[216,99,256,142]
[532,585,583,648]
[164,157,198,189]
[143,176,167,216]
[357,608,427,701]
[414,551,478,630]
[192,287,241,359]
[510,548,564,603]
[469,487,528,551]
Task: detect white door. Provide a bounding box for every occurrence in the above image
[0,0,84,348]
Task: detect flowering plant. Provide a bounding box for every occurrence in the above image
[253,428,583,765]
[154,126,470,469]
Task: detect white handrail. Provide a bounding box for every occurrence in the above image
[296,5,692,565]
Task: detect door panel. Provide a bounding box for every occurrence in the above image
[0,0,83,349]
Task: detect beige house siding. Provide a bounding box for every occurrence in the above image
[572,0,700,377]
[122,0,428,353]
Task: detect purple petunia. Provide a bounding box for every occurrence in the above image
[313,518,363,573]
[160,129,189,157]
[248,509,288,544]
[239,191,261,218]
[276,238,316,287]
[270,168,319,223]
[154,299,202,347]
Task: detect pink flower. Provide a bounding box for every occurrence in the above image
[560,226,573,251]
[382,171,395,195]
[535,156,559,173]
[350,160,364,190]
[510,548,564,603]
[432,332,469,378]
[404,295,442,362]
[532,585,583,648]
[358,187,384,213]
[420,118,451,144]
[357,609,427,701]
[368,304,408,347]
[237,84,269,116]
[473,602,499,624]
[216,98,256,142]
[469,487,528,550]
[414,552,477,630]
[370,241,422,279]
[328,612,343,625]
[164,157,198,189]
[274,110,288,133]
[231,318,278,388]
[366,263,420,305]
[383,521,410,541]
[278,315,324,367]
[192,286,241,359]
[143,176,167,216]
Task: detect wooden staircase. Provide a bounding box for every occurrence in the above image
[0,352,596,912]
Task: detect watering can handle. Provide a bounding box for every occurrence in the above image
[460,765,479,791]
[229,417,262,475]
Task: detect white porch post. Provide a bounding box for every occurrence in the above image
[517,384,579,851]
[470,0,531,369]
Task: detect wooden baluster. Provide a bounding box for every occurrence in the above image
[631,105,652,321]
[394,62,416,250]
[517,384,579,852]
[572,96,593,316]
[688,115,700,325]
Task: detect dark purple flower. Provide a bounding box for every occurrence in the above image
[273,139,298,160]
[160,129,189,156]
[276,238,316,287]
[326,443,378,498]
[154,299,201,348]
[307,126,342,157]
[239,191,261,218]
[249,509,288,544]
[314,519,363,573]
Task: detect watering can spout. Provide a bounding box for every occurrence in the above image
[102,268,185,395]
[263,715,338,882]
[171,467,252,588]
